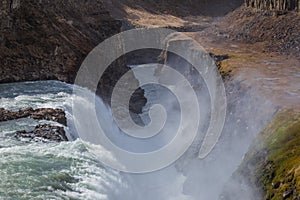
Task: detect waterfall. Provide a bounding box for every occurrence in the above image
[0,75,274,199]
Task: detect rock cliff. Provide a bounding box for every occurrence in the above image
[0,0,146,113]
[245,0,299,12]
[0,0,122,83]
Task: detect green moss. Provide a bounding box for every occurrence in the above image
[241,110,300,200]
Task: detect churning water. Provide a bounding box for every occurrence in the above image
[0,78,273,199]
[0,81,133,199]
[0,80,192,199]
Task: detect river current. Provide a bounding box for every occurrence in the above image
[0,77,271,199]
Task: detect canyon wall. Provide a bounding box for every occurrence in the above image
[245,0,299,12]
[0,0,146,113]
[0,0,122,83]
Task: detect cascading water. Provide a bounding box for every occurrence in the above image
[0,81,133,199]
[0,73,273,199]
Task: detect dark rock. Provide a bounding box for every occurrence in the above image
[272,181,281,189]
[30,108,67,126]
[0,0,147,114]
[209,53,230,62]
[97,53,147,115]
[0,0,124,100]
[15,124,68,142]
[283,189,293,199]
[0,0,122,84]
[0,107,66,125]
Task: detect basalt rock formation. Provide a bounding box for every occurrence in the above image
[245,0,299,12]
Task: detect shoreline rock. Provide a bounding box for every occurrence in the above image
[0,107,67,126]
[0,0,147,115]
[15,124,68,142]
[0,107,68,142]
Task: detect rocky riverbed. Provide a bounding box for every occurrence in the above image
[0,107,67,142]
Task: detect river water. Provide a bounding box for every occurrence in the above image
[0,77,273,199]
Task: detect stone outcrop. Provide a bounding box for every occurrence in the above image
[0,107,67,125]
[0,107,68,142]
[245,0,299,12]
[15,124,67,142]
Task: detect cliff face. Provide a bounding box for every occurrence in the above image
[0,0,121,83]
[0,0,147,114]
[245,0,299,12]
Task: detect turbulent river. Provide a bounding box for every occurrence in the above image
[0,77,273,199]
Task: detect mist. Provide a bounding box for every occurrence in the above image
[71,54,276,199]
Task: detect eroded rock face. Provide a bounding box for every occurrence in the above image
[15,124,67,142]
[0,107,66,125]
[0,0,121,84]
[0,0,147,113]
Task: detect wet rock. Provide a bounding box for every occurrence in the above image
[30,108,67,126]
[283,189,293,199]
[1,107,68,142]
[0,107,66,125]
[15,124,68,142]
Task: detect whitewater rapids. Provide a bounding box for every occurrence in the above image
[0,77,272,199]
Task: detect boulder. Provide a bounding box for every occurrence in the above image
[0,107,67,125]
[15,124,68,142]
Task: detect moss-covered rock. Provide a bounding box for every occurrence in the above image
[237,110,300,200]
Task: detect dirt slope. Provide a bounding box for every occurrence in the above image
[219,6,300,57]
[102,0,243,30]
